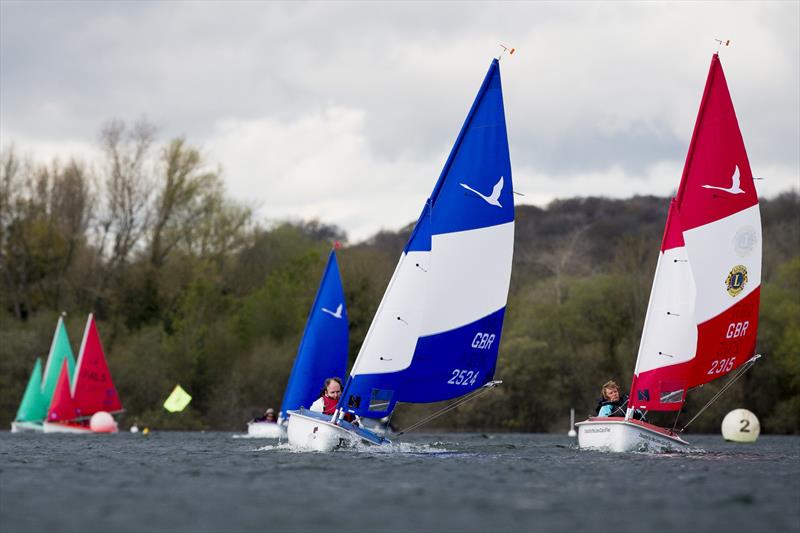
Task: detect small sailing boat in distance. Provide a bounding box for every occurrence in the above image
[10,358,47,432]
[248,248,349,438]
[10,315,77,432]
[288,55,515,451]
[577,52,763,452]
[43,314,123,433]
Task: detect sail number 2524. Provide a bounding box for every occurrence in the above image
[448,370,480,386]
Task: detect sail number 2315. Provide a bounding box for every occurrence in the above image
[708,357,735,375]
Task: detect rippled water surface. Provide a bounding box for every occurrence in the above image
[1,431,798,532]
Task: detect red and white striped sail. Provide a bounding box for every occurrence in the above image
[71,314,123,417]
[47,359,78,422]
[629,54,761,412]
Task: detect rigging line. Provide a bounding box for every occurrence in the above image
[671,406,682,433]
[395,381,501,438]
[680,354,761,433]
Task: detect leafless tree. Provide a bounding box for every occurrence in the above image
[96,118,157,276]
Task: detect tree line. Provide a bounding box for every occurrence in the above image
[1,121,797,433]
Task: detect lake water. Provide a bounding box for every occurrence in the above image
[1,431,798,533]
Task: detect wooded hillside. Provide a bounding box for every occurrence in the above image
[2,124,797,433]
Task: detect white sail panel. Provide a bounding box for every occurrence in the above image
[421,221,514,336]
[634,246,698,375]
[349,249,431,376]
[682,204,762,324]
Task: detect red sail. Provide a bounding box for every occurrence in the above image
[629,54,761,412]
[47,359,78,422]
[72,314,123,417]
[675,54,759,230]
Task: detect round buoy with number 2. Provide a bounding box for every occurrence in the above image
[721,409,760,442]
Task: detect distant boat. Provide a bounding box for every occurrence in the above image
[248,248,349,438]
[288,56,515,451]
[577,53,762,452]
[43,314,123,433]
[10,315,76,432]
[10,358,46,432]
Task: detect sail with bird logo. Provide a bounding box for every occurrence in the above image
[628,53,761,413]
[577,52,762,452]
[338,57,515,420]
[279,248,349,420]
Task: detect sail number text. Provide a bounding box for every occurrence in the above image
[708,357,735,375]
[471,332,495,350]
[448,369,480,386]
[725,321,749,339]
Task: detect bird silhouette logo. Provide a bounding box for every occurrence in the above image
[460,176,504,207]
[321,303,343,319]
[702,166,745,195]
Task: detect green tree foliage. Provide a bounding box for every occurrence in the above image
[1,130,797,434]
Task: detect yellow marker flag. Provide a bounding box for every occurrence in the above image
[163,385,192,413]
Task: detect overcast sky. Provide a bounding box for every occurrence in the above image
[1,1,798,241]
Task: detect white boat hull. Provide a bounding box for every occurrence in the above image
[10,421,43,433]
[359,417,392,437]
[287,410,389,452]
[247,421,287,438]
[42,421,94,434]
[576,417,691,453]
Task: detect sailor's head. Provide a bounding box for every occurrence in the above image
[265,408,276,420]
[322,377,343,399]
[601,380,620,402]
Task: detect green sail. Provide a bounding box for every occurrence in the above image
[41,316,76,404]
[15,358,47,422]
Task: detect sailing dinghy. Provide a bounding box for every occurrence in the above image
[287,56,515,451]
[577,53,762,452]
[43,314,123,433]
[10,358,47,432]
[11,315,77,432]
[248,248,349,438]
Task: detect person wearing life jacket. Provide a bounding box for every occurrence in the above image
[310,377,357,423]
[595,380,633,418]
[310,377,343,415]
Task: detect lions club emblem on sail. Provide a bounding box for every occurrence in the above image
[725,265,748,296]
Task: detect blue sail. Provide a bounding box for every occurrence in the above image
[341,59,514,418]
[279,250,349,420]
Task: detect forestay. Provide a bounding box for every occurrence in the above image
[340,59,515,419]
[279,249,349,420]
[629,54,761,412]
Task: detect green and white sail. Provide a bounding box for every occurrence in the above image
[41,316,76,403]
[14,358,47,423]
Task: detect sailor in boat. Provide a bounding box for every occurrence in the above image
[253,408,277,423]
[310,377,342,415]
[309,377,358,424]
[595,380,643,419]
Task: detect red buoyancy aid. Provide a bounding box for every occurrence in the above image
[322,395,338,415]
[321,395,355,422]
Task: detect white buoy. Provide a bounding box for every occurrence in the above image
[130,425,139,434]
[90,411,118,433]
[567,408,577,437]
[721,409,760,442]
